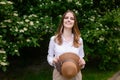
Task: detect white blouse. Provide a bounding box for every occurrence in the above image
[47,35,85,66]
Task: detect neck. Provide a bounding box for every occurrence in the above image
[63,28,72,37]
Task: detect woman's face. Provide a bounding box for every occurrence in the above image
[63,12,75,29]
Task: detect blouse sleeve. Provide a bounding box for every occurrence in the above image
[47,36,55,66]
[79,37,85,58]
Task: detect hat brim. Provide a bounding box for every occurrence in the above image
[59,52,80,78]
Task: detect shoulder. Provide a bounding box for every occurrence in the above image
[50,36,56,40]
[79,37,83,44]
[79,37,83,42]
[50,35,57,42]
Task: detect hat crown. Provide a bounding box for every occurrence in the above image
[59,52,80,79]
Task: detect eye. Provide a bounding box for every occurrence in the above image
[64,16,68,19]
[70,17,75,20]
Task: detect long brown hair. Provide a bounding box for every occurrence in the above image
[55,10,81,48]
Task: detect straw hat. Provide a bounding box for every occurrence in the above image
[59,52,81,79]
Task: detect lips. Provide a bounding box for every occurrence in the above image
[65,22,72,25]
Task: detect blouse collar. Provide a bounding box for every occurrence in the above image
[62,34,74,42]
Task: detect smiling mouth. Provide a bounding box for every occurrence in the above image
[65,22,72,24]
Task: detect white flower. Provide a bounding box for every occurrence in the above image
[26,39,30,42]
[1,25,6,28]
[0,62,8,66]
[3,57,6,60]
[40,17,43,19]
[45,15,48,18]
[19,29,24,33]
[51,1,53,4]
[89,16,95,21]
[15,27,18,32]
[23,15,27,19]
[76,1,81,6]
[0,2,6,4]
[96,28,99,30]
[29,21,34,26]
[87,31,90,34]
[46,26,49,28]
[0,50,6,54]
[101,28,105,31]
[59,15,62,18]
[118,47,120,51]
[99,37,104,41]
[90,1,93,4]
[32,14,37,17]
[98,15,101,17]
[99,23,102,27]
[7,1,13,4]
[25,19,30,22]
[67,0,72,2]
[105,25,109,30]
[23,27,27,31]
[4,19,12,23]
[36,21,39,23]
[13,13,18,16]
[30,8,33,11]
[41,3,44,5]
[17,21,24,24]
[29,14,37,18]
[97,40,100,43]
[0,35,2,38]
[14,49,18,53]
[75,10,78,14]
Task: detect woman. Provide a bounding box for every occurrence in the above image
[47,10,85,80]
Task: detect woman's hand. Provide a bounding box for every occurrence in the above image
[52,57,61,70]
[53,57,59,64]
[79,58,86,69]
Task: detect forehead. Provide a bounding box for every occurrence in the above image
[65,12,74,17]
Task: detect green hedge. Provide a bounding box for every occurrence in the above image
[0,0,120,71]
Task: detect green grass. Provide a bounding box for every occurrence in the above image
[82,67,117,80]
[0,62,119,80]
[20,66,53,80]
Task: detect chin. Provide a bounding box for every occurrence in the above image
[66,26,73,29]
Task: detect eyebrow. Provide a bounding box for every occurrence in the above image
[64,16,75,19]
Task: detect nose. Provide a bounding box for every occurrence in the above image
[67,18,71,22]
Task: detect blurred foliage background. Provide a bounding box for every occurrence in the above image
[0,0,120,71]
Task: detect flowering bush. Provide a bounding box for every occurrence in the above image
[0,0,54,71]
[0,0,120,71]
[81,8,120,70]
